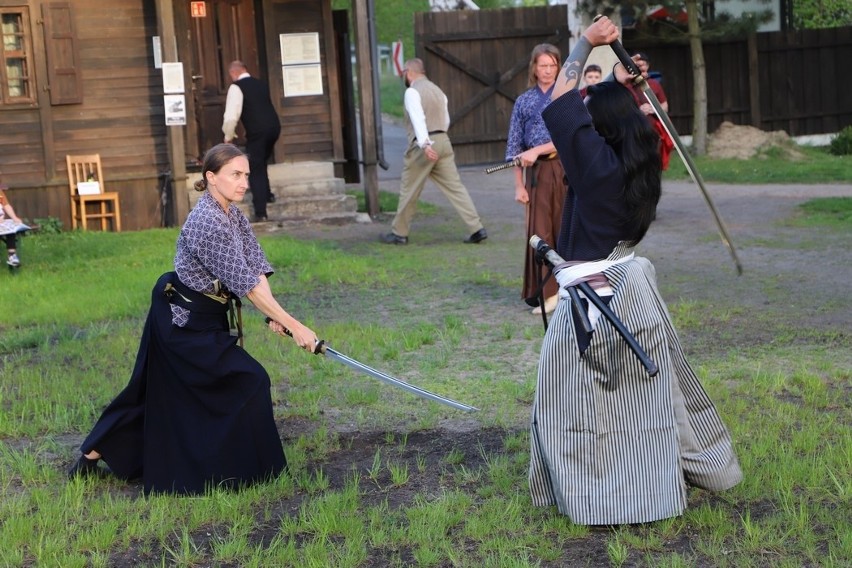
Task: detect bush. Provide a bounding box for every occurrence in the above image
[829,125,852,156]
[32,217,63,234]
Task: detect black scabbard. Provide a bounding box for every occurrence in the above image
[576,281,658,377]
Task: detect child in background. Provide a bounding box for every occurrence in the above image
[0,180,25,267]
[583,64,602,86]
[579,64,602,97]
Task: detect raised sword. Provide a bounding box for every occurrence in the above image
[598,17,744,275]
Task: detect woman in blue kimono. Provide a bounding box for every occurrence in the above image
[70,144,317,495]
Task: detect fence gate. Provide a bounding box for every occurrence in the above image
[415,6,571,166]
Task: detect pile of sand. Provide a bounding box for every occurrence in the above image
[707,121,805,160]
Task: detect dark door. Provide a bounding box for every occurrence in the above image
[333,9,360,183]
[186,0,261,160]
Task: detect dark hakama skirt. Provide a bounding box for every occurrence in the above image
[80,272,286,495]
[522,158,567,305]
[529,250,742,524]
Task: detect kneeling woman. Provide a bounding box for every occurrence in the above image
[528,17,742,525]
[70,144,318,495]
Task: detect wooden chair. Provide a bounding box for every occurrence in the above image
[66,154,121,231]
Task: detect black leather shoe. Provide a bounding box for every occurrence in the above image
[68,455,101,478]
[267,193,276,203]
[380,232,408,245]
[252,215,268,223]
[464,228,487,244]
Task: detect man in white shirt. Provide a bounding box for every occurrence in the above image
[381,58,487,245]
[222,61,281,221]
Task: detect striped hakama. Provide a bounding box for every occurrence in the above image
[529,246,742,525]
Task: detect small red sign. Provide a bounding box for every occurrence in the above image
[190,2,207,18]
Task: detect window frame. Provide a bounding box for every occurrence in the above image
[0,6,36,106]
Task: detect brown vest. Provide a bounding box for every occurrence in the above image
[405,78,449,142]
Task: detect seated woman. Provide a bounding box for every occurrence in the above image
[0,183,25,267]
[70,144,319,495]
[527,17,742,525]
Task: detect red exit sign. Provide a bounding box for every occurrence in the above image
[190,2,207,18]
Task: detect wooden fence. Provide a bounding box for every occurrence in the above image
[414,6,571,166]
[415,7,852,165]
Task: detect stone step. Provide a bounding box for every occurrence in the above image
[252,211,372,232]
[267,193,357,219]
[271,177,347,197]
[268,161,334,184]
[203,192,359,224]
[185,161,362,226]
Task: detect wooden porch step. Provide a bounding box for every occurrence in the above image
[186,161,362,225]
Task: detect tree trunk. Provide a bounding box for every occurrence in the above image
[686,0,707,155]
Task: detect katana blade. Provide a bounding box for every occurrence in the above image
[264,318,478,412]
[606,35,744,275]
[318,343,478,412]
[637,83,743,275]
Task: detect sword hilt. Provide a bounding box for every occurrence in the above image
[484,157,520,174]
[264,316,324,354]
[592,14,643,84]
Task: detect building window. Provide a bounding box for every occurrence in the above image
[0,8,35,104]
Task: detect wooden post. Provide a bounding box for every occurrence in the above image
[352,0,380,218]
[155,0,189,225]
[747,33,761,129]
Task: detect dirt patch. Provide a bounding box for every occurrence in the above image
[707,121,806,160]
[101,427,718,566]
[39,160,852,565]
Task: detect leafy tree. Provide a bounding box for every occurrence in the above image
[792,0,852,29]
[578,1,770,155]
[332,0,429,62]
[332,0,544,67]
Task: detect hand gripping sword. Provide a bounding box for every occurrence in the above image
[265,318,478,412]
[600,20,744,275]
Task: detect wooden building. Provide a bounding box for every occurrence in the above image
[0,0,370,231]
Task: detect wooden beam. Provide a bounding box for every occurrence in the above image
[155,0,188,226]
[33,5,56,180]
[747,33,761,128]
[322,0,345,162]
[352,0,380,218]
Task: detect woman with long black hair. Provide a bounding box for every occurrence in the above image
[528,17,742,525]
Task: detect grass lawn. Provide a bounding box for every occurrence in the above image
[0,187,849,566]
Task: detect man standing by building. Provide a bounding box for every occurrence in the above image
[222,61,281,221]
[381,58,487,245]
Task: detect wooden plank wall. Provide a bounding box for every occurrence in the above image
[53,0,167,174]
[618,39,756,135]
[416,8,851,165]
[415,6,571,166]
[756,26,850,135]
[627,25,852,137]
[269,0,341,163]
[0,108,45,181]
[1,0,167,231]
